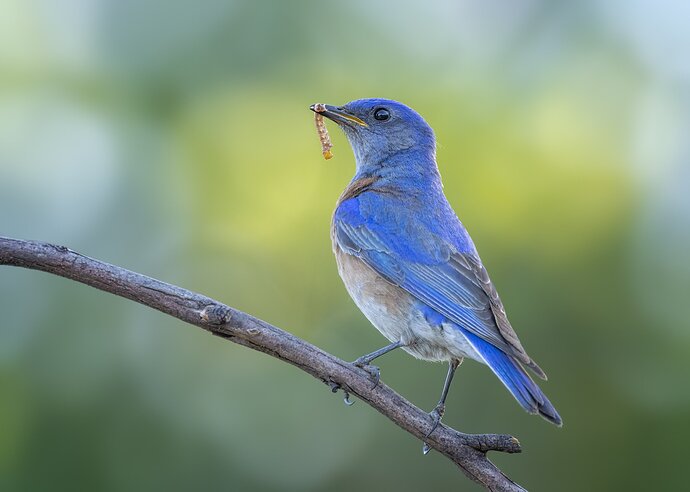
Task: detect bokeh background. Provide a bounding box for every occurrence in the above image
[1,1,689,490]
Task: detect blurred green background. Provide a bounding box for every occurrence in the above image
[1,0,689,490]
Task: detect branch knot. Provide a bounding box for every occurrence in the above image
[200,304,233,325]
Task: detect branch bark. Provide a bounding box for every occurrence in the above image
[0,236,526,491]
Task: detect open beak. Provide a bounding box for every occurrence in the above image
[310,104,368,128]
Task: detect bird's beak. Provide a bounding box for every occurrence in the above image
[310,104,368,128]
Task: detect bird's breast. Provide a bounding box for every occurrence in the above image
[334,246,414,335]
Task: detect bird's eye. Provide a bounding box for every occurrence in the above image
[374,108,390,121]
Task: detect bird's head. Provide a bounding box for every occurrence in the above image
[310,98,437,176]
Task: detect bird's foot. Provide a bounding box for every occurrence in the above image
[422,403,445,455]
[426,403,445,437]
[351,356,381,388]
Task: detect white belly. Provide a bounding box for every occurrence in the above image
[335,248,482,363]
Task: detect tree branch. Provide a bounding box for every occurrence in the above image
[0,236,526,491]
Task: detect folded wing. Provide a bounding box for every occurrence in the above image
[334,208,546,379]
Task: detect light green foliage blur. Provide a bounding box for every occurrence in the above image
[1,1,689,490]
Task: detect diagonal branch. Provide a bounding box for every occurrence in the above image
[0,236,526,492]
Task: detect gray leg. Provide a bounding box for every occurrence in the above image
[352,340,404,386]
[423,358,462,453]
[353,340,404,366]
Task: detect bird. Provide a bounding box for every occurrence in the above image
[310,99,562,440]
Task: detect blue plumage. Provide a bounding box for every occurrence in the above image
[312,99,562,429]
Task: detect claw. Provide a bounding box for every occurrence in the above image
[327,380,355,406]
[422,405,445,455]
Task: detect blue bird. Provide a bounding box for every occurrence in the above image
[310,99,562,436]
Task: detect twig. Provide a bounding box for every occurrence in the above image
[0,236,526,492]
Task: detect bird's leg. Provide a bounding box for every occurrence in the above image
[423,357,462,454]
[352,340,404,386]
[353,340,404,366]
[428,358,462,432]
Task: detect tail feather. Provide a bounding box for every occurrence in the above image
[463,329,562,426]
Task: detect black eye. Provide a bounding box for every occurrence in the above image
[374,108,390,121]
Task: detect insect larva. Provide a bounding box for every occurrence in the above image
[313,103,333,160]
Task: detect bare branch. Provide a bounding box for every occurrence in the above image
[0,236,526,491]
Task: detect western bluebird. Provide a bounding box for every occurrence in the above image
[310,99,562,441]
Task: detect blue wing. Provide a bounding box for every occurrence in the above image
[334,194,546,379]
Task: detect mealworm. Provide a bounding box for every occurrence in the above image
[313,103,333,160]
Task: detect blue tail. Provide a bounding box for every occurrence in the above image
[463,329,562,426]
